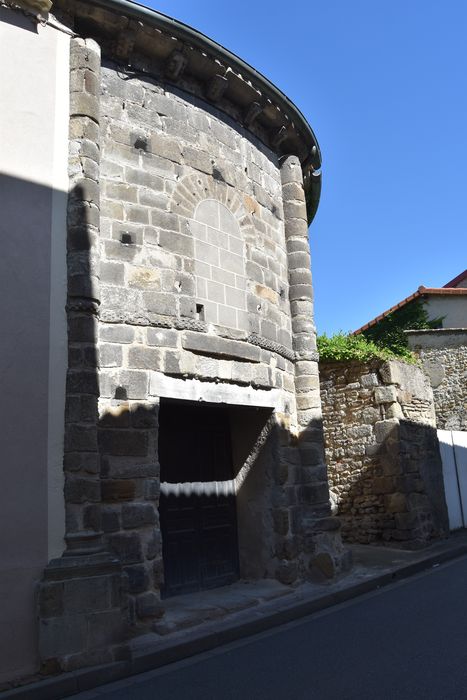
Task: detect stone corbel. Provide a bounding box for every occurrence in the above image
[271,124,288,150]
[244,101,263,127]
[113,19,142,64]
[206,72,229,102]
[165,48,188,81]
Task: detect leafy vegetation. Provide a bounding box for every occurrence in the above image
[318,299,443,364]
[360,299,443,356]
[317,332,415,363]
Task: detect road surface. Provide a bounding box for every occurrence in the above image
[72,554,467,699]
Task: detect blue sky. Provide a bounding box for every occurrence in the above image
[145,0,467,334]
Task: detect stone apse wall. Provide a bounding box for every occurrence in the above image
[36,0,348,674]
[320,359,449,547]
[407,329,467,431]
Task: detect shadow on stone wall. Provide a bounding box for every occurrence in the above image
[335,420,449,548]
[94,401,273,612]
[284,418,350,581]
[39,179,130,674]
[35,144,350,675]
[320,358,450,550]
[23,23,348,679]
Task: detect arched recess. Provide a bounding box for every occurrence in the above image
[170,174,255,331]
[192,199,248,329]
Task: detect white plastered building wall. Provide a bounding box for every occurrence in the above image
[425,296,467,329]
[0,5,69,681]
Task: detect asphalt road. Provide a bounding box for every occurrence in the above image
[73,555,467,700]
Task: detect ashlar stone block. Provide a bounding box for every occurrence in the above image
[374,419,400,443]
[374,385,398,404]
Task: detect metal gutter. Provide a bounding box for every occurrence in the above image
[84,0,322,204]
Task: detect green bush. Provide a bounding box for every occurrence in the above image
[317,332,415,363]
[361,299,443,356]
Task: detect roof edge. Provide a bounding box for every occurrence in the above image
[67,0,322,222]
[443,269,467,288]
[354,286,467,335]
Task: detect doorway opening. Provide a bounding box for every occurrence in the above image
[159,400,240,597]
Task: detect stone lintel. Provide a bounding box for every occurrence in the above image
[149,372,283,410]
[182,330,262,363]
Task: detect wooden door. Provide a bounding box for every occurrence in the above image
[159,401,240,597]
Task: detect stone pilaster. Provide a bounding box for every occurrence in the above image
[280,155,349,580]
[280,155,321,431]
[38,37,127,674]
[64,37,103,555]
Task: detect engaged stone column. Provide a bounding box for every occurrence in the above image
[281,156,321,433]
[64,37,103,555]
[280,155,348,580]
[37,38,127,674]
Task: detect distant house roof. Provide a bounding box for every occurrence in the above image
[443,269,467,288]
[353,270,467,335]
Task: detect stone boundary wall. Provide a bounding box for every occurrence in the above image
[407,329,467,431]
[320,359,449,547]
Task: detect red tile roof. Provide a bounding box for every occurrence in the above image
[353,274,467,335]
[443,269,467,288]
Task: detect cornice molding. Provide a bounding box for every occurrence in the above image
[53,0,322,223]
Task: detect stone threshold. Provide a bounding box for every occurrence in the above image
[152,579,292,636]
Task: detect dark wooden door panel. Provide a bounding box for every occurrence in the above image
[159,401,240,598]
[163,534,200,596]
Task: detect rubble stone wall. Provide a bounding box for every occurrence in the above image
[320,359,449,547]
[407,329,467,431]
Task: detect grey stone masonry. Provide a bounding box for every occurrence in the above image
[65,36,103,556]
[98,63,293,355]
[38,36,128,675]
[34,0,348,679]
[278,155,348,581]
[280,156,319,431]
[94,73,349,592]
[98,398,162,627]
[38,555,127,674]
[320,359,449,547]
[407,329,467,431]
[96,69,305,608]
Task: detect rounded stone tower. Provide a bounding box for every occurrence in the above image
[36,0,348,673]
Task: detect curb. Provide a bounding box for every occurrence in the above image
[3,542,467,700]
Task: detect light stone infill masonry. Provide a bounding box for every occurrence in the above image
[191,199,248,331]
[94,68,346,589]
[97,67,293,348]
